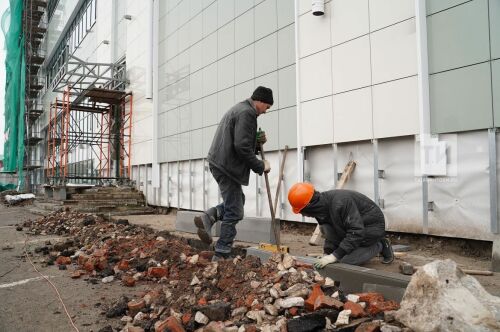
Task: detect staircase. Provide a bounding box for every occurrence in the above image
[31,186,155,216]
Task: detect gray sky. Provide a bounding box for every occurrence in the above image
[0,1,8,156]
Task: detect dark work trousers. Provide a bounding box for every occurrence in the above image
[209,165,245,255]
[337,242,383,265]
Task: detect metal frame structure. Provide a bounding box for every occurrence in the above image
[46,88,133,185]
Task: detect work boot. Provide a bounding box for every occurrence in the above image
[194,207,217,244]
[380,238,394,264]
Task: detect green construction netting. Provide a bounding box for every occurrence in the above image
[1,0,25,189]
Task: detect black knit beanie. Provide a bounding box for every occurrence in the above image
[251,86,274,105]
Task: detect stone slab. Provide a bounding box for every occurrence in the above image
[246,247,410,302]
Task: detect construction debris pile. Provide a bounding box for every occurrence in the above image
[21,211,407,332]
[1,190,35,206]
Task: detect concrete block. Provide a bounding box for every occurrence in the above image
[176,211,277,244]
[53,187,67,201]
[246,247,410,302]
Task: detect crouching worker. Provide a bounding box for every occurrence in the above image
[287,183,394,269]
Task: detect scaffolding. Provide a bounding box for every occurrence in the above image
[46,88,133,185]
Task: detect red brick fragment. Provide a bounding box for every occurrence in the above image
[83,260,95,272]
[367,300,400,315]
[245,295,255,308]
[295,261,313,269]
[245,325,257,332]
[147,267,168,278]
[217,277,233,290]
[117,259,130,271]
[198,297,207,305]
[122,275,136,287]
[355,292,385,305]
[343,301,366,318]
[70,270,83,279]
[155,317,185,332]
[128,299,145,315]
[305,284,324,311]
[95,257,108,271]
[355,321,381,332]
[181,312,192,326]
[313,295,344,311]
[77,254,89,266]
[288,307,299,316]
[93,249,106,257]
[56,256,71,265]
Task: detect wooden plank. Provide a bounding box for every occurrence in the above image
[308,160,357,246]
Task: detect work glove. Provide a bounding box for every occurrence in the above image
[313,254,338,269]
[263,160,271,173]
[257,129,267,145]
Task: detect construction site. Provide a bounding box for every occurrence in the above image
[1,0,500,331]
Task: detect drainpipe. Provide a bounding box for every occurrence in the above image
[151,0,160,202]
[415,0,431,233]
[294,0,304,182]
[146,0,154,99]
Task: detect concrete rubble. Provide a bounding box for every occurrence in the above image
[396,259,500,332]
[22,210,409,331]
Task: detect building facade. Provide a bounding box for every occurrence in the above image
[31,0,500,241]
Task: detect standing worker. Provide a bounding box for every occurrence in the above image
[288,183,394,268]
[194,86,273,261]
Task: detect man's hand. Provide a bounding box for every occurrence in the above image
[263,160,271,173]
[313,254,338,269]
[257,129,267,145]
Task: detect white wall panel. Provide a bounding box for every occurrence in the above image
[191,159,205,211]
[378,137,422,233]
[278,25,295,68]
[307,145,335,192]
[236,0,254,17]
[332,36,371,94]
[426,0,470,15]
[179,132,190,160]
[490,0,500,59]
[299,49,332,101]
[190,129,204,159]
[243,172,258,217]
[169,162,179,207]
[373,76,419,138]
[255,0,277,40]
[333,88,373,143]
[190,42,203,73]
[202,94,218,127]
[370,19,417,84]
[190,100,204,129]
[235,8,255,50]
[330,0,369,46]
[218,21,235,58]
[218,0,235,27]
[257,111,279,151]
[277,0,294,29]
[235,80,255,101]
[202,126,218,155]
[368,0,414,31]
[203,63,218,96]
[179,161,190,208]
[337,141,375,199]
[159,163,170,207]
[217,88,235,121]
[298,7,331,57]
[166,109,180,136]
[190,13,203,46]
[301,96,334,146]
[297,0,311,15]
[190,70,203,102]
[179,105,191,133]
[218,55,235,90]
[202,32,218,66]
[178,0,190,27]
[235,45,255,84]
[278,66,296,109]
[203,2,218,37]
[279,107,297,149]
[428,131,493,240]
[255,33,278,77]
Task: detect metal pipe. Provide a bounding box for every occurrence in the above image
[145,0,154,99]
[415,0,431,232]
[489,129,498,234]
[294,0,304,182]
[373,139,380,204]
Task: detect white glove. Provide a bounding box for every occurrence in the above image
[263,160,271,173]
[313,254,338,269]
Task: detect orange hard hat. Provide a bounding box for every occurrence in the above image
[288,182,315,214]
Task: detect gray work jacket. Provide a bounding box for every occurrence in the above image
[207,98,264,185]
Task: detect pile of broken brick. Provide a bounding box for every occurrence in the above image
[22,211,408,332]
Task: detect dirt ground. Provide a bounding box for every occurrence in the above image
[1,203,499,331]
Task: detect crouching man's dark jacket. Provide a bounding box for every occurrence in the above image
[207,99,264,185]
[301,189,386,260]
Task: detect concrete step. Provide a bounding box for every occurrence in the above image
[63,199,144,206]
[70,193,144,200]
[81,187,137,194]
